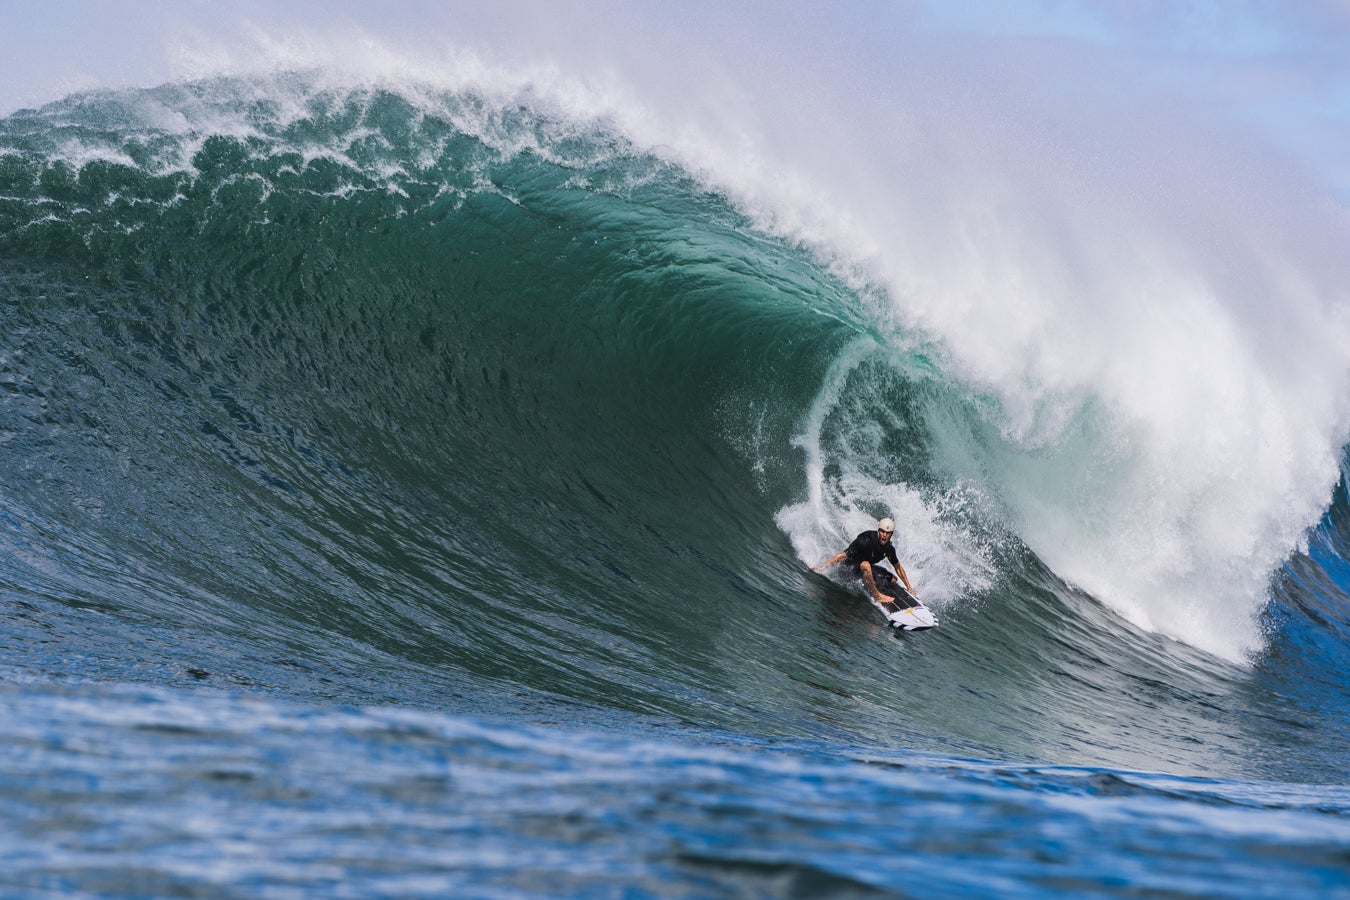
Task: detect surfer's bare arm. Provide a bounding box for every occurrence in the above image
[860,561,889,604]
[895,563,917,597]
[811,551,846,572]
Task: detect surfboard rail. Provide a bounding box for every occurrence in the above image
[869,591,938,631]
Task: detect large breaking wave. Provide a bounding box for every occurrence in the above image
[3,72,1350,781]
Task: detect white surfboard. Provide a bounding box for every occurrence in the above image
[869,588,938,631]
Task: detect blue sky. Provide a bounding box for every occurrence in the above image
[918,2,1350,187]
[2,1,1348,194]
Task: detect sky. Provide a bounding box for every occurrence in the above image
[1,0,1348,194]
[924,1,1350,192]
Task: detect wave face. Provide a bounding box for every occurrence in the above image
[2,74,1350,797]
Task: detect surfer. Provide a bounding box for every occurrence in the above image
[811,517,918,607]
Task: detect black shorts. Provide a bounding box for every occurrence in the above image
[851,564,894,584]
[850,566,916,606]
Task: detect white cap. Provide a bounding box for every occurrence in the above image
[877,517,895,532]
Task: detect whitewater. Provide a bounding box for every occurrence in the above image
[3,6,1350,897]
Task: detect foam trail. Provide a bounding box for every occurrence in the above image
[776,336,997,608]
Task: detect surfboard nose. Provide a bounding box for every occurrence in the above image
[898,606,938,631]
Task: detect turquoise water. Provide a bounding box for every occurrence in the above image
[2,77,1350,897]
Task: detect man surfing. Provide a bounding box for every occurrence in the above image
[811,517,919,612]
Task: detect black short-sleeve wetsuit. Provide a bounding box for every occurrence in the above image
[844,530,899,575]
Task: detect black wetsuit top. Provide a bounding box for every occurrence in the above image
[844,530,899,575]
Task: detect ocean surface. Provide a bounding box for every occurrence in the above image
[3,69,1350,898]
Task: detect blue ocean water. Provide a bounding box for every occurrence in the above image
[2,71,1350,897]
